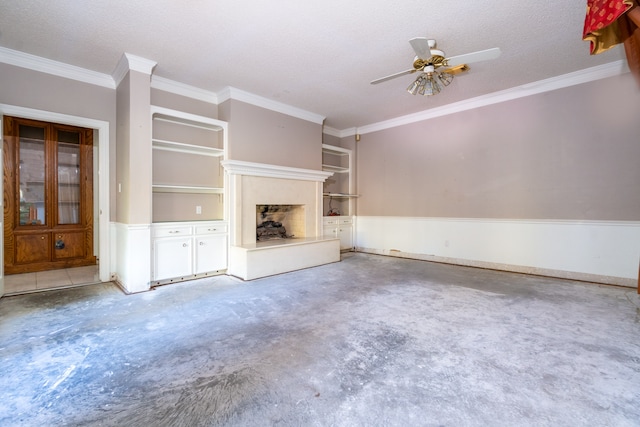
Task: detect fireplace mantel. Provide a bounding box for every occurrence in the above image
[221,160,333,182]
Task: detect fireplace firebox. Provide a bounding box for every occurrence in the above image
[256,204,305,242]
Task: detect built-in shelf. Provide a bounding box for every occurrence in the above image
[152,139,224,157]
[151,105,227,224]
[152,108,225,132]
[323,192,359,198]
[322,143,356,216]
[322,146,349,156]
[322,144,356,250]
[152,185,224,194]
[321,164,349,173]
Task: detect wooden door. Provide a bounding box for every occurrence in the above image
[3,116,96,274]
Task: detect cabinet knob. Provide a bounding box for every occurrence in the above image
[41,236,45,240]
[169,230,180,234]
[199,242,205,246]
[208,228,217,232]
[182,243,188,248]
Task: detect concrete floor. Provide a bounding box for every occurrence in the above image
[1,253,639,426]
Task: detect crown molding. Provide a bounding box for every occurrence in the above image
[126,53,157,75]
[111,56,128,87]
[321,126,341,137]
[112,53,157,86]
[0,46,115,89]
[2,46,628,134]
[323,126,357,138]
[150,76,218,104]
[218,86,325,124]
[357,60,629,135]
[341,127,358,137]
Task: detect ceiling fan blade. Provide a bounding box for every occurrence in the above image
[445,47,501,67]
[409,37,432,59]
[442,64,470,75]
[370,69,416,85]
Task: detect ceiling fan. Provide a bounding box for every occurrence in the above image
[371,38,501,95]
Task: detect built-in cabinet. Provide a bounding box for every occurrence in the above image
[150,107,228,283]
[322,144,357,251]
[323,216,353,250]
[151,221,227,284]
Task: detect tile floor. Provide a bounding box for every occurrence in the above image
[3,264,100,295]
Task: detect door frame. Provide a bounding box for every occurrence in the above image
[0,104,111,296]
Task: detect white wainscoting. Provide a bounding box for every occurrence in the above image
[356,217,640,287]
[112,222,151,293]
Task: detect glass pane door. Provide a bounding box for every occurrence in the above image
[57,130,81,225]
[18,125,46,226]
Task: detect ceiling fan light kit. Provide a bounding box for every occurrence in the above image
[372,37,501,97]
[407,68,455,97]
[438,71,454,86]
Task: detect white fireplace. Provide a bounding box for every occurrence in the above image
[221,160,340,280]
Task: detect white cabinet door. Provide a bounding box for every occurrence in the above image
[337,224,353,250]
[323,217,339,240]
[324,217,353,250]
[194,234,227,274]
[153,237,192,280]
[323,225,337,239]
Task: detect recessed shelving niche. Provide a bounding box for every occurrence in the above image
[151,106,227,223]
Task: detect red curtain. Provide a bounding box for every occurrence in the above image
[583,0,640,84]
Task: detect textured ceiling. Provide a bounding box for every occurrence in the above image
[0,0,626,130]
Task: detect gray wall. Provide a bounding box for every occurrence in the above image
[220,99,322,170]
[116,74,132,223]
[356,73,640,221]
[115,71,155,225]
[4,61,637,224]
[150,89,218,118]
[0,62,117,219]
[322,133,341,147]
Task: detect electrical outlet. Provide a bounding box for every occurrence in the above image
[196,206,202,214]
